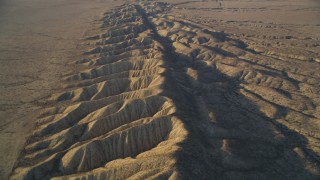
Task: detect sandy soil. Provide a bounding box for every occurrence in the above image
[0,0,122,179]
[1,0,319,179]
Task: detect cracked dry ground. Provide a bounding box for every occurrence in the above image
[10,1,319,180]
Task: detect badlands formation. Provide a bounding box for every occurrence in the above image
[5,0,320,179]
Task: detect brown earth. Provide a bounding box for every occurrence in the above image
[1,0,319,179]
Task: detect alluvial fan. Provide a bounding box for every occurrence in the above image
[10,1,319,179]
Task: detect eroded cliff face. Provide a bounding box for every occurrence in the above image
[10,1,319,179]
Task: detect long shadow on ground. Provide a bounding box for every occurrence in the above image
[136,4,319,179]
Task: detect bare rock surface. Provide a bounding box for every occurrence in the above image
[6,0,320,179]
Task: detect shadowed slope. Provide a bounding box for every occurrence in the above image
[10,1,319,179]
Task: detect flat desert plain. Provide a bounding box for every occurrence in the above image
[0,0,319,179]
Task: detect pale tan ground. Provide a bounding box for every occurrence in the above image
[0,0,123,179]
[1,0,319,179]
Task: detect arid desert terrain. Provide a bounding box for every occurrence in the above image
[1,0,319,179]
